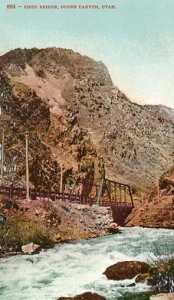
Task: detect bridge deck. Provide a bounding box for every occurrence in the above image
[0,185,133,206]
[0,184,134,225]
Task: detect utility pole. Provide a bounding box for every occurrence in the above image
[0,129,4,185]
[25,132,29,201]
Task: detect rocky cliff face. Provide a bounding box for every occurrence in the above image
[126,167,174,228]
[0,47,173,191]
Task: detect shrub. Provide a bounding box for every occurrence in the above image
[148,258,174,293]
[118,292,152,300]
[0,219,54,250]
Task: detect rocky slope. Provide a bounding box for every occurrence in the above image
[0,47,174,192]
[0,196,114,256]
[125,167,174,228]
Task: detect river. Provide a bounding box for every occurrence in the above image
[0,227,174,300]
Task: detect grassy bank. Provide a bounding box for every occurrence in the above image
[0,219,54,253]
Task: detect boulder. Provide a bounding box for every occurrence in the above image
[103,261,150,280]
[106,223,119,234]
[57,292,107,300]
[22,242,41,255]
[150,293,174,300]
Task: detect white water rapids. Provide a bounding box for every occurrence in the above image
[0,227,174,300]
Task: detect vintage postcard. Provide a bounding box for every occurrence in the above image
[0,1,174,299]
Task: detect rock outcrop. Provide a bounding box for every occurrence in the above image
[126,167,174,228]
[0,47,174,192]
[52,202,114,239]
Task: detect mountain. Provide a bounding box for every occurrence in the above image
[0,47,173,192]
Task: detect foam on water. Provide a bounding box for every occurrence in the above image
[0,227,174,300]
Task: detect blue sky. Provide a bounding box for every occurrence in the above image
[0,0,174,108]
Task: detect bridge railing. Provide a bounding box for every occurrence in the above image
[0,185,134,208]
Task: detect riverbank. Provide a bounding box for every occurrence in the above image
[0,197,115,257]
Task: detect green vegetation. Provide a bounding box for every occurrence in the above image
[0,219,54,251]
[118,292,152,300]
[148,258,174,294]
[118,252,174,299]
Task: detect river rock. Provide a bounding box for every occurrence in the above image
[150,293,174,300]
[103,261,150,280]
[106,222,119,234]
[21,242,41,255]
[57,292,107,300]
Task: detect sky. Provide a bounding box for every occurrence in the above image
[0,0,174,108]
